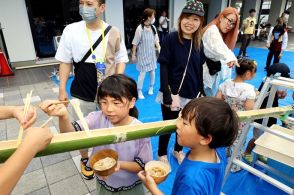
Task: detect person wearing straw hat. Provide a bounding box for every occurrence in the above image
[56,0,129,179]
[0,106,53,194]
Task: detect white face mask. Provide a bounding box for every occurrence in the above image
[151,18,155,24]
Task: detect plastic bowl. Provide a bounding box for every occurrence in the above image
[89,149,118,176]
[145,161,171,184]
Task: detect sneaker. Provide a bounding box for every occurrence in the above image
[158,155,171,167]
[148,87,153,95]
[173,151,185,164]
[138,90,145,99]
[80,158,94,180]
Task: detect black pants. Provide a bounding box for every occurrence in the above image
[266,49,280,68]
[158,104,183,156]
[239,34,252,56]
[159,30,168,43]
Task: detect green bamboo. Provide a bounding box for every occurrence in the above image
[0,105,292,163]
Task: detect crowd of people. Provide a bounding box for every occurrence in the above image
[1,0,292,194]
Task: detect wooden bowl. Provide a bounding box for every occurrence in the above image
[145,161,171,184]
[89,149,118,176]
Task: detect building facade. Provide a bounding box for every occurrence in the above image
[0,0,292,67]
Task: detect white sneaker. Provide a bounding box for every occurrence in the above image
[173,151,185,164]
[158,155,171,167]
[138,90,145,99]
[148,87,153,95]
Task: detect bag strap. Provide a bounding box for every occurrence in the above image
[81,25,112,63]
[177,40,193,94]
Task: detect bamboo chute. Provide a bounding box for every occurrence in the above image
[0,105,292,163]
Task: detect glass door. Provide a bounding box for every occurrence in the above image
[25,0,80,58]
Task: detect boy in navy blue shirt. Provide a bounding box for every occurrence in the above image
[138,97,239,195]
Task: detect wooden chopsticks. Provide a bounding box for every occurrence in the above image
[17,90,33,146]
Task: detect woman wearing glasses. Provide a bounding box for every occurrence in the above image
[202,7,240,96]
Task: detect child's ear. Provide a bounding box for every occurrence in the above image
[244,70,250,78]
[129,97,136,109]
[200,135,212,146]
[98,3,106,13]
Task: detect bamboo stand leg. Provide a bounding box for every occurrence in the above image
[223,123,251,184]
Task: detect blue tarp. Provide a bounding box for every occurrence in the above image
[53,47,294,195]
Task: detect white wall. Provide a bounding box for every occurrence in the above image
[0,0,36,62]
[171,0,186,30]
[105,0,125,40]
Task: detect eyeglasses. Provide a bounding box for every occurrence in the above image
[224,16,236,28]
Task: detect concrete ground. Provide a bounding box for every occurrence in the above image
[0,33,293,195]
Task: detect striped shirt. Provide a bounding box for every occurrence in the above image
[132,25,159,72]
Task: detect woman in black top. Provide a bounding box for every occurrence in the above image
[156,0,206,165]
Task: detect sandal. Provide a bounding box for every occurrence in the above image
[243,154,253,164]
[158,155,171,167]
[173,151,185,165]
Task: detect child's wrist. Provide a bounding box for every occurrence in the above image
[149,185,162,195]
[60,113,69,120]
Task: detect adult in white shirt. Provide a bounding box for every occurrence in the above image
[265,17,288,70]
[158,10,169,43]
[202,7,240,96]
[55,0,128,180]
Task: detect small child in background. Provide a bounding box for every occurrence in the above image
[138,97,239,195]
[216,58,257,172]
[40,74,152,194]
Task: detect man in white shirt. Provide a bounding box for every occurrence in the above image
[55,0,128,180]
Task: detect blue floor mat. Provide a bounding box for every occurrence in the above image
[53,47,294,195]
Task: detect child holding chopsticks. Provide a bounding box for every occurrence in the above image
[0,106,53,194]
[40,74,152,194]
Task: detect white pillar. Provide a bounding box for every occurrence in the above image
[105,0,125,39]
[241,0,262,23]
[287,3,294,28]
[268,0,287,26]
[207,0,228,23]
[170,0,186,30]
[0,0,36,62]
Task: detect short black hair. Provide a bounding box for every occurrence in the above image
[97,74,139,118]
[236,58,257,76]
[267,63,291,78]
[97,0,105,5]
[249,9,256,13]
[181,97,239,148]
